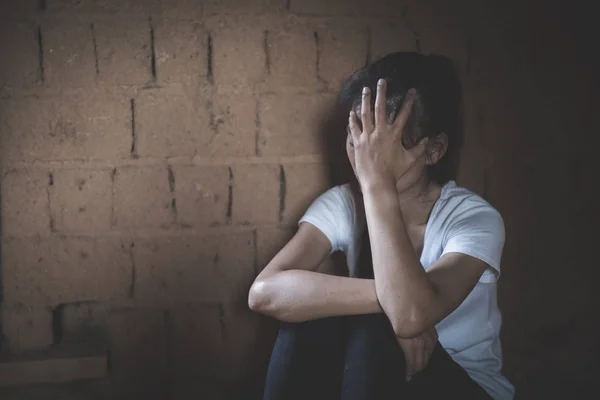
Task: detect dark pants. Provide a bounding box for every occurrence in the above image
[263,314,492,400]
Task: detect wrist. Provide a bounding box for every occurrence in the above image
[360,179,397,197]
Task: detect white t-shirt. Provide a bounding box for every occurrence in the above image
[299,181,515,400]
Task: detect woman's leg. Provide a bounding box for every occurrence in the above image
[341,313,409,400]
[263,317,346,400]
[407,343,493,399]
[340,313,492,400]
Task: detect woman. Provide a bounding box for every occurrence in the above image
[248,52,514,400]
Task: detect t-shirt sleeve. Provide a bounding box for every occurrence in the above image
[298,186,354,254]
[441,200,505,283]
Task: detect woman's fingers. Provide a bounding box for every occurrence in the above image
[415,345,425,375]
[348,110,361,143]
[407,342,417,379]
[406,350,415,380]
[393,88,416,137]
[374,79,387,127]
[361,86,374,135]
[408,137,429,160]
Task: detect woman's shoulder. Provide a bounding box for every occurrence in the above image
[313,183,356,208]
[301,184,356,222]
[435,181,503,226]
[432,182,506,279]
[299,183,359,254]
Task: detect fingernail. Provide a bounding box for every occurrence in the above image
[408,88,416,97]
[363,87,370,95]
[378,78,385,86]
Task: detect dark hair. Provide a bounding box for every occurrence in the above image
[338,52,464,185]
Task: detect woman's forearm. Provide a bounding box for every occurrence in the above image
[248,270,382,322]
[362,184,438,338]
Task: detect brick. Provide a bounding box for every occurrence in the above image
[47,0,161,16]
[170,303,259,380]
[204,0,285,15]
[56,302,108,343]
[267,24,317,88]
[289,0,361,15]
[0,92,131,164]
[281,163,330,224]
[357,0,408,16]
[171,165,230,228]
[44,21,96,88]
[154,21,207,84]
[47,0,92,12]
[95,20,152,86]
[159,0,202,19]
[317,24,368,89]
[403,0,451,37]
[1,169,50,236]
[370,21,417,62]
[258,93,336,156]
[232,164,280,224]
[418,26,468,74]
[134,86,211,157]
[1,236,131,306]
[212,18,266,87]
[0,22,39,88]
[0,0,37,18]
[113,166,174,229]
[1,305,53,350]
[133,232,255,306]
[211,89,257,156]
[107,309,166,381]
[256,226,295,270]
[49,168,113,233]
[98,0,161,15]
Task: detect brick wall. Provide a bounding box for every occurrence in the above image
[1,0,597,398]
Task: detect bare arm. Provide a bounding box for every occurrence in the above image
[350,81,488,339]
[248,222,382,322]
[363,186,487,338]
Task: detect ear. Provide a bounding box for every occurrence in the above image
[425,133,448,165]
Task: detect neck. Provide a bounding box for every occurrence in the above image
[395,175,442,227]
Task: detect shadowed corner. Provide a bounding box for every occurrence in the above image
[0,168,3,352]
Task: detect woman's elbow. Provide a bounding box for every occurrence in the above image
[248,279,272,313]
[389,309,427,339]
[249,277,301,323]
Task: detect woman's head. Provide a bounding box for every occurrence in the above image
[338,52,463,188]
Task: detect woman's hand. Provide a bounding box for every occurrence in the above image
[348,80,427,191]
[396,326,438,381]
